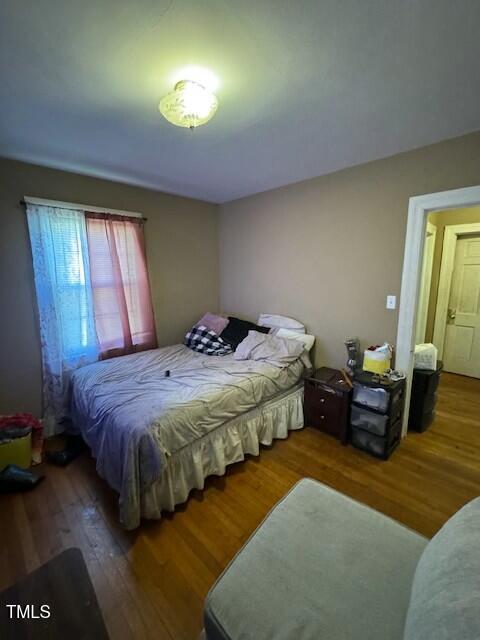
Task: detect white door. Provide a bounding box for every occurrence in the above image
[443,234,480,377]
[415,222,436,344]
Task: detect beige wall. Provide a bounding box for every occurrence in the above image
[3,131,480,417]
[0,158,218,417]
[219,131,480,370]
[425,206,480,342]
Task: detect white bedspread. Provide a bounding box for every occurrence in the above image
[70,344,304,527]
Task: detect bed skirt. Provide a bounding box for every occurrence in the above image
[134,385,304,527]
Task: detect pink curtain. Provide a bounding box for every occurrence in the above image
[85,212,157,359]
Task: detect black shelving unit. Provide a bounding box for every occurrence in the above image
[408,361,442,432]
[350,371,405,460]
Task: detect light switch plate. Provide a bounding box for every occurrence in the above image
[386,295,396,310]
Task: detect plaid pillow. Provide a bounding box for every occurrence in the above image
[184,325,233,356]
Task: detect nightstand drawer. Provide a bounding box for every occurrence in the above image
[304,374,350,442]
[304,380,341,415]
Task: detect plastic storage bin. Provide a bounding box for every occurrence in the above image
[363,349,391,374]
[349,371,405,460]
[350,404,402,436]
[352,372,404,415]
[351,404,389,436]
[408,361,442,432]
[414,343,438,370]
[0,432,32,470]
[352,384,389,412]
[351,420,401,459]
[411,361,442,397]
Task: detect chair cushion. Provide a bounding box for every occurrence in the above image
[403,497,480,640]
[204,478,427,640]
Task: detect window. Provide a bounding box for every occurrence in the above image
[26,201,157,434]
[27,206,99,363]
[53,215,95,358]
[85,212,157,358]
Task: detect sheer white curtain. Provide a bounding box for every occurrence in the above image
[27,204,99,435]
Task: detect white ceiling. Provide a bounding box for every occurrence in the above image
[1,0,479,203]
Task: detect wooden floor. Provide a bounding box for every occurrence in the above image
[1,372,479,639]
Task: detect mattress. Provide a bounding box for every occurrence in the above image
[70,344,305,527]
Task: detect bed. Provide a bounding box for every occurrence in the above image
[70,343,306,529]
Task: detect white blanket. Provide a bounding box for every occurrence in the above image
[235,330,305,366]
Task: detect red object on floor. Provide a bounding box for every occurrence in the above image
[0,413,42,430]
[0,413,43,464]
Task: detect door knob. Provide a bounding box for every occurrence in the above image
[447,308,456,322]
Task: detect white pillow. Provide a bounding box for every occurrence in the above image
[275,328,315,352]
[234,331,304,367]
[257,314,305,333]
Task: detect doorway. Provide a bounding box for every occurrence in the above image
[429,216,480,378]
[399,203,480,445]
[415,221,436,345]
[396,186,480,437]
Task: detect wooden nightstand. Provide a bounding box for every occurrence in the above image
[304,367,352,444]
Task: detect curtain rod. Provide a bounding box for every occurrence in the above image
[19,198,147,221]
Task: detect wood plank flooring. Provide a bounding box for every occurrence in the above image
[1,372,479,639]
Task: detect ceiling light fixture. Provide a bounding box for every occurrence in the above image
[159,80,219,130]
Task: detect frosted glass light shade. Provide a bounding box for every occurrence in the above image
[159,80,218,129]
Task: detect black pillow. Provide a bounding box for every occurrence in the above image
[220,316,269,349]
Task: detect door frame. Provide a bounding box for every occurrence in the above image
[432,222,480,358]
[415,221,437,344]
[396,185,480,437]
